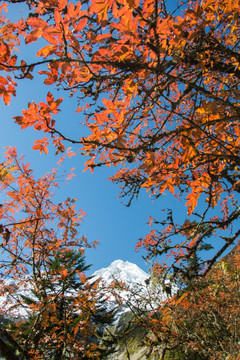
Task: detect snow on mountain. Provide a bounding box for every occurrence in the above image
[0,260,167,321]
[92,259,149,287]
[91,260,166,319]
[0,277,35,319]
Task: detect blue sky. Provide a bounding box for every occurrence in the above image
[0,0,189,275]
[2,0,237,278]
[2,86,186,274]
[1,57,187,276]
[3,0,225,275]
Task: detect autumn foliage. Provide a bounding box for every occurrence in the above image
[0,0,240,357]
[0,148,106,359]
[0,0,239,280]
[140,244,240,359]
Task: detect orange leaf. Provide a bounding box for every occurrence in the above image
[3,92,11,105]
[36,45,58,58]
[58,0,67,10]
[67,147,77,158]
[42,32,59,45]
[0,76,8,85]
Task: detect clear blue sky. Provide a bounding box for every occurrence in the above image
[1,0,237,281]
[0,71,188,276]
[0,0,193,274]
[1,86,186,274]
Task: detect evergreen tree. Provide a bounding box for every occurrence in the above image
[10,250,115,359]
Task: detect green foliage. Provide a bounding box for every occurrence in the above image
[8,250,116,360]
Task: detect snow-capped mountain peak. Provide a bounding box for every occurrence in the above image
[0,260,167,321]
[92,260,149,287]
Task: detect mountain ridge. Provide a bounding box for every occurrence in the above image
[92,259,150,286]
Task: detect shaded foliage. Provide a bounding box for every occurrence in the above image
[136,244,240,359]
